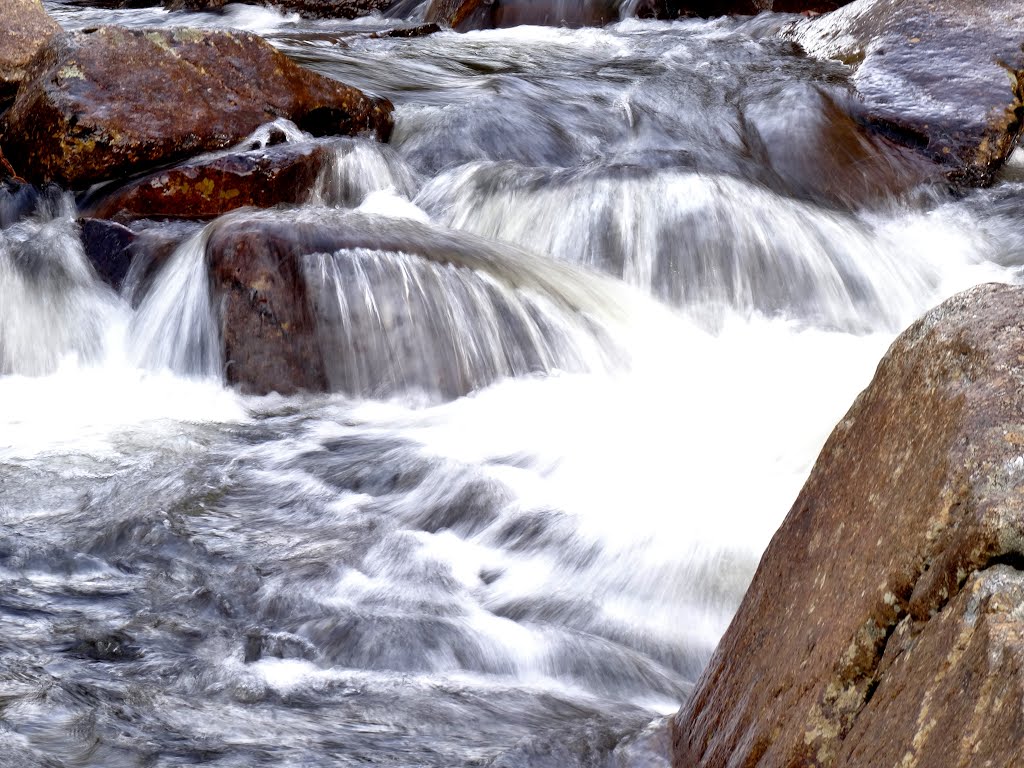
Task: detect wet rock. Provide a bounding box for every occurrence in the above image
[203,209,619,397]
[0,26,393,188]
[423,0,845,29]
[0,0,60,103]
[424,0,615,30]
[672,283,1024,766]
[79,218,134,291]
[368,23,443,39]
[207,215,330,396]
[85,140,334,221]
[788,0,1024,187]
[164,0,395,17]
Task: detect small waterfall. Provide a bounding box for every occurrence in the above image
[417,162,946,331]
[127,229,221,379]
[305,246,623,398]
[0,201,122,376]
[310,139,421,208]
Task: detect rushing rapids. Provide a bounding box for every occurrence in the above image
[1,2,1023,766]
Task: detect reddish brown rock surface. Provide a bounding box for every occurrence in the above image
[86,140,334,221]
[0,0,60,102]
[206,215,331,396]
[672,283,1024,767]
[0,26,393,188]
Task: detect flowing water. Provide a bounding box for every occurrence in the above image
[4,2,1024,765]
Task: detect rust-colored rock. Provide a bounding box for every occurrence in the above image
[0,26,393,188]
[0,0,60,102]
[86,140,333,221]
[207,215,330,396]
[672,283,1024,767]
[789,0,1024,187]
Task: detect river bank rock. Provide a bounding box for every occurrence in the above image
[789,0,1024,187]
[85,139,335,221]
[0,26,393,189]
[0,0,60,104]
[672,283,1024,766]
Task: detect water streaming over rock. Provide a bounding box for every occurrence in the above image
[2,3,1022,766]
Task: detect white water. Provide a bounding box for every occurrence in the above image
[7,5,1024,766]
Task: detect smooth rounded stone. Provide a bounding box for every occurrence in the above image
[200,209,622,397]
[0,26,394,188]
[0,0,60,102]
[84,139,335,221]
[672,283,1024,767]
[788,0,1024,187]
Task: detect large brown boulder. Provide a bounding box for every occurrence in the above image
[672,282,1024,767]
[0,0,60,102]
[85,139,334,221]
[0,26,393,188]
[788,0,1024,187]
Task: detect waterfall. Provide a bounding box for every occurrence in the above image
[127,228,222,379]
[0,201,123,376]
[305,246,623,398]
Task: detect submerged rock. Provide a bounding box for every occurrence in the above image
[85,139,335,221]
[789,0,1024,186]
[0,26,393,188]
[0,0,60,103]
[672,283,1024,766]
[196,210,624,397]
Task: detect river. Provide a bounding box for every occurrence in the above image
[2,2,1022,765]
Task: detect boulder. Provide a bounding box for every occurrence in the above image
[197,210,623,396]
[0,0,60,102]
[788,0,1024,186]
[206,214,329,396]
[423,0,845,30]
[0,26,393,189]
[163,0,394,17]
[672,283,1024,766]
[85,139,335,221]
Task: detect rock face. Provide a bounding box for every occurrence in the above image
[0,0,60,102]
[0,27,393,188]
[423,0,845,29]
[790,0,1024,186]
[86,140,334,221]
[672,283,1024,767]
[207,215,329,396]
[163,0,394,17]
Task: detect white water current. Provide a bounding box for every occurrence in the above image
[2,4,1023,766]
